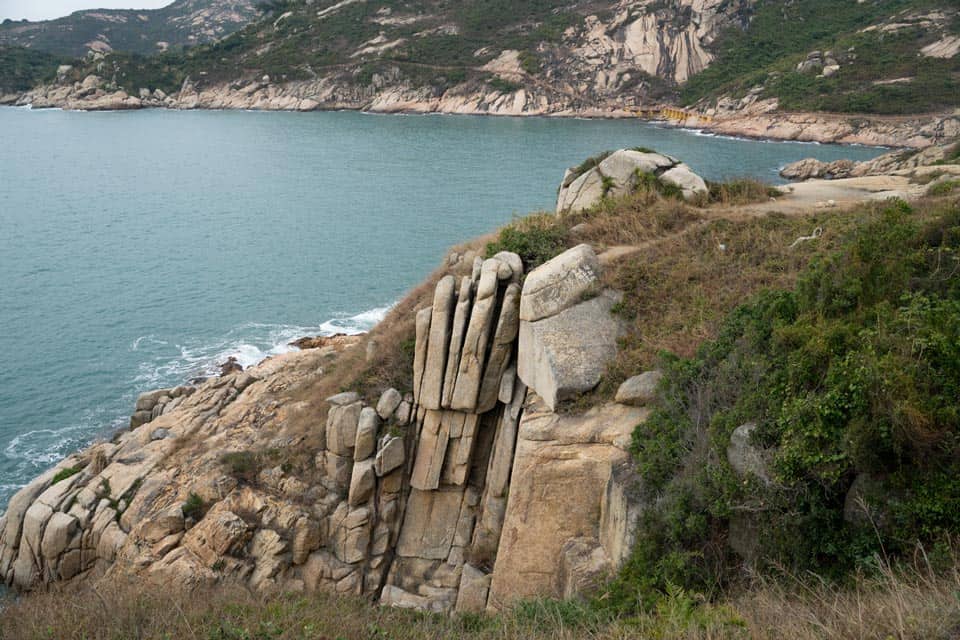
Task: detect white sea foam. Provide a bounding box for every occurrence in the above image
[130,303,393,390]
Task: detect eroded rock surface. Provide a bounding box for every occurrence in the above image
[1,243,647,615]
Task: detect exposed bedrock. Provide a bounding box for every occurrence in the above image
[0,241,644,615]
[556,149,708,214]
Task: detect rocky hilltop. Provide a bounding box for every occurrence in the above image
[3,0,957,148]
[0,234,658,612]
[0,0,259,57]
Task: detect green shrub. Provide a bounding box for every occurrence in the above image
[51,465,83,485]
[601,198,960,613]
[928,180,960,197]
[220,451,260,482]
[485,217,568,271]
[487,77,521,93]
[181,492,206,520]
[569,151,613,179]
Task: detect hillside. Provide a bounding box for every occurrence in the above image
[0,0,261,57]
[2,0,958,133]
[1,148,959,638]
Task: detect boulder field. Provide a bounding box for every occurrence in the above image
[0,241,659,614]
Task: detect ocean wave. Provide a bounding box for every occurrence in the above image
[131,303,392,390]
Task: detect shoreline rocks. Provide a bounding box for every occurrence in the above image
[6,72,956,149]
[0,236,650,616]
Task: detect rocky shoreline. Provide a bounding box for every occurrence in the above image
[4,74,958,149]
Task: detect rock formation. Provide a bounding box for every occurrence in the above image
[0,244,641,615]
[781,141,960,181]
[556,149,708,213]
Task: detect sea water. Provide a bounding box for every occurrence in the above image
[0,107,884,511]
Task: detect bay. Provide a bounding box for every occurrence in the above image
[0,107,883,511]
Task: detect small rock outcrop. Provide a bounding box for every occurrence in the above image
[556,149,708,214]
[614,371,663,406]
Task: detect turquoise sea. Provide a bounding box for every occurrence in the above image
[0,107,884,512]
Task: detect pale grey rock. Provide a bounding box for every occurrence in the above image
[321,451,353,491]
[450,263,499,412]
[376,388,402,420]
[559,537,610,599]
[380,584,436,611]
[517,292,624,411]
[396,487,463,560]
[326,401,363,457]
[375,435,405,477]
[476,283,521,413]
[354,407,380,461]
[614,371,663,406]
[600,460,641,570]
[326,391,360,406]
[421,276,457,410]
[471,256,483,283]
[410,410,449,491]
[40,512,77,561]
[492,251,523,283]
[412,307,432,405]
[498,365,517,405]
[519,244,601,323]
[471,378,525,564]
[659,164,708,201]
[348,459,376,507]
[557,168,605,214]
[292,519,321,565]
[442,277,473,409]
[394,400,412,426]
[726,423,771,485]
[455,564,491,613]
[596,150,674,198]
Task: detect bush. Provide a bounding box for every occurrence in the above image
[601,198,960,612]
[928,180,960,197]
[51,465,83,485]
[220,451,260,482]
[485,215,569,271]
[181,492,206,520]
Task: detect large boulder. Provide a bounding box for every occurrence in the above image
[556,150,706,213]
[780,157,856,180]
[614,371,663,406]
[487,396,647,609]
[517,245,624,410]
[726,422,772,485]
[659,164,708,201]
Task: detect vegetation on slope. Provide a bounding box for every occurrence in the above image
[0,46,69,92]
[682,0,960,114]
[0,0,261,57]
[3,184,960,640]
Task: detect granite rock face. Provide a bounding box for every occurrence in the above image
[556,149,708,213]
[0,243,649,616]
[517,245,626,411]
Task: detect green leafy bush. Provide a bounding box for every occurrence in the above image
[485,217,568,271]
[601,198,960,613]
[181,492,206,520]
[51,465,83,485]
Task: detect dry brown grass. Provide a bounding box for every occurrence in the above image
[3,552,958,640]
[735,551,960,640]
[564,190,704,249]
[586,203,899,403]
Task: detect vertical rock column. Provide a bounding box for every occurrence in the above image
[382,252,525,613]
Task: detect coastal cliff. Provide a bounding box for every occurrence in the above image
[2,147,960,637]
[0,237,645,613]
